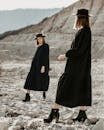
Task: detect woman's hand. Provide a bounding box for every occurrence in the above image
[41,66,45,73]
[57,54,66,61]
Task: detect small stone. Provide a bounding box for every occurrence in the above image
[27,111,39,118]
[0,119,9,130]
[27,118,42,129]
[92,119,104,130]
[13,119,23,127]
[6,111,21,117]
[8,126,23,130]
[66,119,74,125]
[0,112,5,117]
[86,118,99,125]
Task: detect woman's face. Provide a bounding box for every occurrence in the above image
[37,37,44,44]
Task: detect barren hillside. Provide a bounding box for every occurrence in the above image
[0,0,104,61]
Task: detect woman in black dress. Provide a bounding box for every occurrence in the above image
[23,34,50,102]
[44,9,92,123]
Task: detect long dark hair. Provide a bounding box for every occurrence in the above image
[76,16,90,28]
[37,37,45,45]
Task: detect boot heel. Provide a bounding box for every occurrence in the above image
[23,93,30,102]
[72,110,87,123]
[56,113,59,123]
[44,109,59,123]
[56,119,59,123]
[43,91,46,99]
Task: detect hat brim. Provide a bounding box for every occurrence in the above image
[33,36,45,40]
[72,13,93,17]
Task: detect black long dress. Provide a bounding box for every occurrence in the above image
[24,43,50,91]
[55,27,92,108]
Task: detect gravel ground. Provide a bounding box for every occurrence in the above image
[0,59,104,130]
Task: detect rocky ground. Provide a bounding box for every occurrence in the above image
[0,59,104,130]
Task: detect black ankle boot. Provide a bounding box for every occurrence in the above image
[23,93,30,102]
[43,91,46,99]
[73,110,87,123]
[44,109,59,123]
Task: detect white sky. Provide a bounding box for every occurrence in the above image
[0,0,78,10]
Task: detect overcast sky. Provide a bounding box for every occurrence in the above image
[0,0,78,10]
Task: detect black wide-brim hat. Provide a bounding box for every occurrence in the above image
[73,9,92,17]
[34,33,45,40]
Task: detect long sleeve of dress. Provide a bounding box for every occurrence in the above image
[65,28,91,59]
[40,44,49,67]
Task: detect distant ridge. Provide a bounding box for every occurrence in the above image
[0,8,61,34]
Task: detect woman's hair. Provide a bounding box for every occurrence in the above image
[37,37,45,45]
[76,16,90,28]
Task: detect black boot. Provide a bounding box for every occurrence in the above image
[22,93,30,102]
[44,109,59,123]
[73,110,87,123]
[43,91,46,99]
